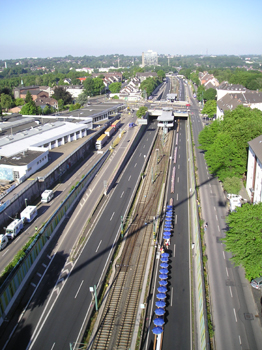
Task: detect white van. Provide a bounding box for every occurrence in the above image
[6,219,24,239]
[0,234,9,250]
[41,190,54,203]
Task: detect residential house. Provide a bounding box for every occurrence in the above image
[216,83,262,119]
[246,134,262,203]
[136,72,158,82]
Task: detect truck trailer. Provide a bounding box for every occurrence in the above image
[20,205,38,223]
[105,126,114,137]
[95,134,108,150]
[5,219,24,239]
[111,119,121,130]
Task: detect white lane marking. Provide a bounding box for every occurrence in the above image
[134,163,137,167]
[223,251,225,259]
[179,154,180,158]
[239,336,242,345]
[218,225,220,232]
[178,164,180,169]
[175,215,177,225]
[176,194,178,200]
[110,212,115,221]
[233,308,237,322]
[214,206,216,211]
[229,286,233,297]
[95,240,102,253]
[120,191,124,198]
[173,245,176,257]
[216,215,218,221]
[177,177,179,183]
[2,249,9,257]
[170,287,173,306]
[143,145,145,148]
[139,153,141,157]
[50,343,55,350]
[14,236,21,243]
[75,280,84,299]
[226,267,229,277]
[146,138,148,141]
[128,175,131,181]
[209,183,211,187]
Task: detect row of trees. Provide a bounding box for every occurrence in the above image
[198,105,262,280]
[198,105,262,183]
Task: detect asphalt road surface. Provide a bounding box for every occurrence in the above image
[188,84,262,350]
[3,119,159,350]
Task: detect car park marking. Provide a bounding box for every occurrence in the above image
[170,287,173,306]
[173,244,176,257]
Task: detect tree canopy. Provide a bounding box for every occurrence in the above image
[109,82,121,93]
[20,100,41,115]
[198,105,262,181]
[201,100,216,118]
[52,86,73,104]
[136,106,148,118]
[203,88,216,101]
[140,77,161,97]
[223,203,262,280]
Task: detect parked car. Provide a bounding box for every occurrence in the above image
[250,276,262,289]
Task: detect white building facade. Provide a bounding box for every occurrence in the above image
[246,135,262,203]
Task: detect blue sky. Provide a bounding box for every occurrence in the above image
[1,0,261,59]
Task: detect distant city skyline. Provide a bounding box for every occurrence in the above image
[1,0,261,60]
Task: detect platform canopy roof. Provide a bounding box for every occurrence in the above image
[157,110,174,122]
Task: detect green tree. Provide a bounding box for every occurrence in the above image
[109,82,121,93]
[15,98,25,106]
[223,177,242,195]
[83,77,94,96]
[43,105,52,115]
[1,93,13,111]
[156,69,165,81]
[136,106,148,118]
[20,101,38,115]
[203,88,216,101]
[25,91,33,103]
[199,106,262,182]
[76,93,87,106]
[205,133,246,181]
[52,87,73,104]
[223,203,262,280]
[58,99,64,110]
[201,100,216,118]
[197,85,205,102]
[93,78,104,95]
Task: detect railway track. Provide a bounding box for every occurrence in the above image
[89,128,173,350]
